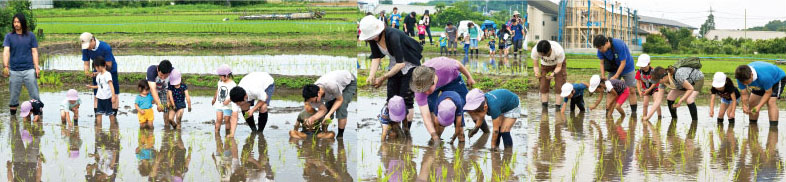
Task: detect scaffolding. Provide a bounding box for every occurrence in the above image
[557,0,639,49]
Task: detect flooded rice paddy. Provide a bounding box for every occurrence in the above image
[43,54,357,76]
[358,53,527,76]
[0,90,357,181]
[355,93,528,181]
[526,91,786,181]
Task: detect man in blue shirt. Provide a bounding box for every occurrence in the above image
[593,35,638,113]
[80,32,119,115]
[390,7,401,29]
[735,62,786,126]
[509,19,524,58]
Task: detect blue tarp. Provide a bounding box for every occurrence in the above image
[481,20,497,31]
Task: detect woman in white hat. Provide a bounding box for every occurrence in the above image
[359,15,423,127]
[588,75,631,118]
[709,72,740,124]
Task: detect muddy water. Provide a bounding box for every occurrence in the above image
[358,53,527,76]
[355,94,528,181]
[526,91,786,181]
[0,90,356,181]
[43,54,357,76]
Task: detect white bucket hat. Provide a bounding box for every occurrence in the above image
[358,15,385,41]
[636,54,650,67]
[560,83,573,98]
[712,72,727,88]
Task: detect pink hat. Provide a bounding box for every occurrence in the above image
[437,99,456,126]
[216,64,231,75]
[69,150,80,159]
[66,89,79,101]
[463,88,486,111]
[19,101,32,117]
[387,96,407,122]
[169,69,182,85]
[21,128,32,143]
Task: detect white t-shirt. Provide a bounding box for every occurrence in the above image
[95,71,113,99]
[214,80,237,110]
[530,40,565,66]
[314,70,354,102]
[237,72,275,102]
[60,99,81,111]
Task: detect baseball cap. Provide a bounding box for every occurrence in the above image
[216,64,231,76]
[636,54,650,67]
[463,88,486,111]
[437,99,456,126]
[387,96,406,122]
[560,83,573,98]
[19,101,32,117]
[589,75,601,93]
[712,72,727,88]
[66,89,79,101]
[79,32,93,49]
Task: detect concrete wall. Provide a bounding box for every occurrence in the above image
[526,6,559,45]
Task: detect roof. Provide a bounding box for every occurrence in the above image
[639,15,696,29]
[371,4,437,15]
[705,29,786,40]
[528,0,559,15]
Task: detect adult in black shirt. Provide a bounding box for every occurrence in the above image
[358,15,423,131]
[403,12,417,37]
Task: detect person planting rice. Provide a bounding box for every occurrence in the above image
[434,91,466,143]
[289,104,335,140]
[709,72,740,124]
[359,15,423,134]
[593,35,638,113]
[588,75,630,118]
[463,88,519,149]
[379,96,407,141]
[60,89,81,127]
[230,72,275,133]
[559,82,589,114]
[301,70,357,139]
[532,40,567,109]
[410,57,476,143]
[734,61,786,126]
[166,69,191,130]
[86,56,117,126]
[80,32,119,117]
[635,54,661,120]
[19,99,43,123]
[642,57,705,122]
[145,60,174,128]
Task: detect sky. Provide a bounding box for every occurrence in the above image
[381,0,786,30]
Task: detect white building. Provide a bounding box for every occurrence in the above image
[526,0,560,43]
[705,29,786,41]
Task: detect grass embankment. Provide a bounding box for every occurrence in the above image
[34,4,362,50]
[357,68,527,94]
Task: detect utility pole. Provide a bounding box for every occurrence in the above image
[744,8,747,39]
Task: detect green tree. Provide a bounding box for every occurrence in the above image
[642,34,671,54]
[431,1,484,27]
[660,28,695,52]
[699,12,715,37]
[0,0,36,41]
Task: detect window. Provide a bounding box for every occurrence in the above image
[536,35,540,39]
[551,36,557,40]
[552,16,557,21]
[542,21,545,26]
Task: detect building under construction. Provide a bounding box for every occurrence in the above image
[526,0,694,50]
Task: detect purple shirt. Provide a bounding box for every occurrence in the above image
[415,58,461,106]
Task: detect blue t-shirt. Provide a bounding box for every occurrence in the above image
[82,40,117,73]
[390,14,401,26]
[485,89,520,119]
[738,61,786,91]
[563,83,587,103]
[511,24,524,41]
[135,93,154,109]
[435,91,465,123]
[596,38,634,74]
[3,32,38,71]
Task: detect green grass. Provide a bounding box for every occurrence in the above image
[34,4,358,17]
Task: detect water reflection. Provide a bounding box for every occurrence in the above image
[7,118,43,182]
[85,123,120,181]
[290,139,352,181]
[527,92,786,181]
[43,54,356,76]
[358,53,526,76]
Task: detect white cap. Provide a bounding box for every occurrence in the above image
[79,32,93,49]
[636,54,650,67]
[712,72,727,88]
[560,83,573,98]
[419,20,424,24]
[589,75,601,93]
